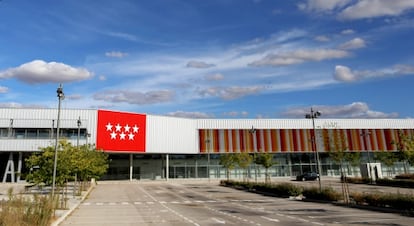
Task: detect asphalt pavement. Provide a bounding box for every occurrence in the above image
[1,177,413,226]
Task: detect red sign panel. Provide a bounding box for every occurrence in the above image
[96,110,146,152]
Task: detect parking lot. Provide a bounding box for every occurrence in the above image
[59,179,413,226]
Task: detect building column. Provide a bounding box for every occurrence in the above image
[17,152,22,182]
[166,154,169,181]
[129,154,133,181]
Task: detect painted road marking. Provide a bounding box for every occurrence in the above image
[261,216,280,222]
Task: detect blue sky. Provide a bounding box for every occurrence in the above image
[0,0,414,119]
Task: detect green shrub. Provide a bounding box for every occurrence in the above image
[220,180,302,197]
[341,176,369,184]
[376,178,414,188]
[302,187,341,201]
[350,192,414,212]
[395,174,414,180]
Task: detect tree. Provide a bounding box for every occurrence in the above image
[25,140,109,187]
[236,152,253,182]
[374,151,398,177]
[324,129,354,204]
[219,154,237,181]
[393,130,414,174]
[255,153,275,184]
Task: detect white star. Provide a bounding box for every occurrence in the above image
[128,133,135,140]
[115,123,122,132]
[110,131,117,139]
[106,122,113,131]
[120,132,126,140]
[124,124,130,133]
[133,125,139,133]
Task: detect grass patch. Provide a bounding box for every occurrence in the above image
[0,188,54,226]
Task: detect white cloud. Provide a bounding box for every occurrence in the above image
[105,51,128,58]
[98,75,107,81]
[314,35,330,42]
[282,102,399,118]
[300,0,414,20]
[339,0,414,20]
[223,111,249,117]
[334,65,356,82]
[66,94,83,100]
[198,86,262,100]
[0,60,93,84]
[186,60,215,68]
[249,49,349,66]
[205,73,224,81]
[298,0,352,12]
[0,102,46,108]
[93,89,175,105]
[341,29,355,35]
[165,111,214,118]
[0,86,9,93]
[339,37,366,50]
[334,64,414,82]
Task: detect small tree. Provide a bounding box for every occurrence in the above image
[393,130,414,174]
[236,152,253,182]
[374,151,398,177]
[324,129,353,204]
[255,153,275,184]
[219,154,237,181]
[25,140,109,188]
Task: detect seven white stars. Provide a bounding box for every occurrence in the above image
[106,122,140,141]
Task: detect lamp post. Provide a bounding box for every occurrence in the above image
[52,84,64,197]
[77,117,81,148]
[361,130,373,184]
[249,126,257,182]
[205,138,211,182]
[306,108,322,192]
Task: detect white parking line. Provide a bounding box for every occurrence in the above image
[261,216,280,222]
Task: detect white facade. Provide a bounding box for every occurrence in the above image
[1,108,414,182]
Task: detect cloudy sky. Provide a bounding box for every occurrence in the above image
[0,0,414,119]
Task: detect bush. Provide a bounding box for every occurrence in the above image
[341,176,369,184]
[395,174,414,180]
[376,178,414,188]
[302,187,341,201]
[350,192,414,212]
[220,180,302,197]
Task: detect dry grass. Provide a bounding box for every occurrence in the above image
[0,188,54,226]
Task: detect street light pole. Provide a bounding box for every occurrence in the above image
[52,84,64,198]
[306,108,322,192]
[205,138,211,182]
[77,116,81,148]
[249,126,257,183]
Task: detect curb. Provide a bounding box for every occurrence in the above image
[51,183,96,226]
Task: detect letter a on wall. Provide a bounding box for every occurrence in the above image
[2,153,15,183]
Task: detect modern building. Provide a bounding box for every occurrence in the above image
[1,108,413,183]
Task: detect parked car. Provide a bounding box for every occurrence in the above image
[296,172,319,181]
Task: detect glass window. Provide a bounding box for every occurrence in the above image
[15,129,25,139]
[0,128,8,138]
[38,129,50,138]
[26,129,37,138]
